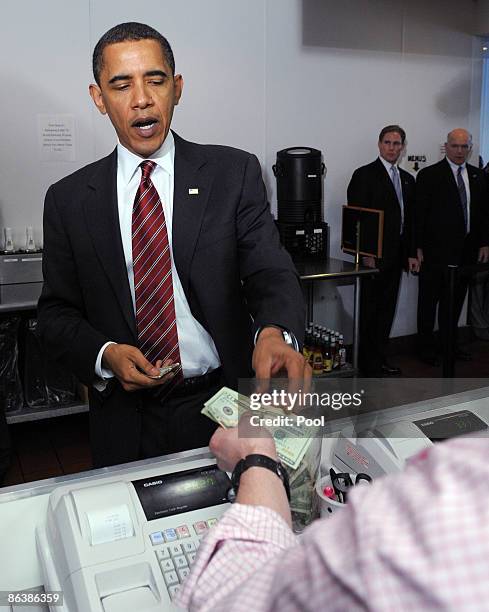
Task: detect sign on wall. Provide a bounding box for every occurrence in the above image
[37,114,76,162]
[407,154,427,173]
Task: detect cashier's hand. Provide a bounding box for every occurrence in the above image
[209,416,278,473]
[252,327,312,394]
[101,343,174,392]
[211,417,291,524]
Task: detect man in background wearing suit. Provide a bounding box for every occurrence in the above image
[347,125,418,377]
[416,128,489,365]
[37,22,309,468]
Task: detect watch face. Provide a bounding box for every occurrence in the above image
[282,331,293,345]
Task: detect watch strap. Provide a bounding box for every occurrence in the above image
[232,453,291,501]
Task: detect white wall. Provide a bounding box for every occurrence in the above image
[0,0,93,250]
[0,0,483,339]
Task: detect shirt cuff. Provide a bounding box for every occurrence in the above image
[94,341,116,390]
[254,325,299,351]
[176,503,296,610]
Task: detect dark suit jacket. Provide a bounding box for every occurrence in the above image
[347,157,416,266]
[416,158,489,265]
[37,132,304,466]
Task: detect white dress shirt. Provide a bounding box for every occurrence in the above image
[446,157,471,232]
[95,132,220,381]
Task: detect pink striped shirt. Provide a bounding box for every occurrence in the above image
[177,436,489,611]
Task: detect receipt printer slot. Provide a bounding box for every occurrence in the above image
[97,562,161,612]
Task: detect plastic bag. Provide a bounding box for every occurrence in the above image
[23,319,77,408]
[0,317,24,413]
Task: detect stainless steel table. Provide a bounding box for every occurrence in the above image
[295,257,378,371]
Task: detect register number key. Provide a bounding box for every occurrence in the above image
[0,590,63,606]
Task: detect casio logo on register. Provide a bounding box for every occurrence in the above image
[143,480,163,487]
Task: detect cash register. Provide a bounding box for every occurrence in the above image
[333,409,489,478]
[36,457,233,612]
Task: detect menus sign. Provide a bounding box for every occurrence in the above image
[407,154,427,173]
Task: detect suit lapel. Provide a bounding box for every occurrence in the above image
[84,149,136,338]
[399,169,411,200]
[375,158,399,204]
[467,163,480,209]
[441,158,462,201]
[172,132,210,300]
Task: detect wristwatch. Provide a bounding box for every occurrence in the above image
[231,453,291,501]
[280,328,295,347]
[255,325,299,350]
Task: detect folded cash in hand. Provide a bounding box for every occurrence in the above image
[201,386,314,470]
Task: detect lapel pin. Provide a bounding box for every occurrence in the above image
[188,188,199,195]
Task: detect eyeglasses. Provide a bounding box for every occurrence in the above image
[447,144,471,150]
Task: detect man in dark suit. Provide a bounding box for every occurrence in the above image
[347,125,418,377]
[416,128,489,365]
[37,22,308,468]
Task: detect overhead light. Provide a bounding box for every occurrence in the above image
[483,46,488,51]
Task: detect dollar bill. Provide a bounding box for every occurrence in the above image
[289,483,319,523]
[288,463,310,488]
[202,387,249,428]
[204,386,292,419]
[202,386,314,469]
[272,427,312,470]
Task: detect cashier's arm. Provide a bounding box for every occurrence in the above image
[209,422,292,528]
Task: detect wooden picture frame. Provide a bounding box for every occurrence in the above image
[341,205,384,259]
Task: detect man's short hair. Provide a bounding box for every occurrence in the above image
[378,124,406,144]
[92,22,175,85]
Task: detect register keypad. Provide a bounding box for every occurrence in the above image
[150,518,218,600]
[173,555,188,569]
[163,528,178,542]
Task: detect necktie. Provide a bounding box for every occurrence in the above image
[457,166,468,232]
[132,161,182,371]
[390,165,404,230]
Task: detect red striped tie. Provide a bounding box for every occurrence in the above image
[132,161,182,373]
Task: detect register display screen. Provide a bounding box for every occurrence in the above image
[414,410,488,442]
[132,465,231,520]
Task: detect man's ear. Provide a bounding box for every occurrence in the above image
[89,83,107,115]
[173,74,183,106]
